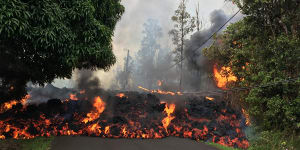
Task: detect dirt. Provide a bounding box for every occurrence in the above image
[51,136,220,150]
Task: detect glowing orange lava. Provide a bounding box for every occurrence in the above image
[69,94,78,101]
[116,93,126,98]
[206,97,214,101]
[138,86,183,96]
[162,103,176,133]
[213,64,237,89]
[0,94,30,113]
[82,96,106,123]
[242,109,251,126]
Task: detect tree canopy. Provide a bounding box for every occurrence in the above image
[0,0,124,102]
[204,0,300,132]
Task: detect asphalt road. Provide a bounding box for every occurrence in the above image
[51,136,220,150]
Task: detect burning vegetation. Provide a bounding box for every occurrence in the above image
[213,64,237,89]
[0,91,249,149]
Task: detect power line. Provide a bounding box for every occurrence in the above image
[167,8,241,71]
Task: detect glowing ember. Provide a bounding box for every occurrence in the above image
[242,109,251,126]
[82,96,106,124]
[213,64,237,89]
[69,94,78,101]
[0,94,30,113]
[116,93,126,98]
[138,86,182,96]
[206,97,214,101]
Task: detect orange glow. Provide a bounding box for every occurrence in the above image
[79,90,86,94]
[138,86,183,96]
[242,109,251,126]
[213,64,237,89]
[206,97,214,101]
[116,93,126,98]
[157,80,162,86]
[0,93,249,149]
[69,94,78,101]
[82,96,106,123]
[162,103,176,133]
[105,126,110,134]
[1,94,30,113]
[87,123,101,136]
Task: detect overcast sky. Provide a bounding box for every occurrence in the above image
[53,0,239,89]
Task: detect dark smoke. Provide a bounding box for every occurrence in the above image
[28,70,103,104]
[182,9,229,91]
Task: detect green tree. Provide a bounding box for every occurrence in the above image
[204,0,300,132]
[0,0,124,103]
[169,0,195,91]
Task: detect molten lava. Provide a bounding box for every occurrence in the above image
[0,94,30,113]
[138,86,183,96]
[162,103,176,133]
[213,64,237,89]
[116,93,126,98]
[82,96,106,124]
[0,92,249,149]
[242,109,251,126]
[205,97,214,101]
[69,94,79,101]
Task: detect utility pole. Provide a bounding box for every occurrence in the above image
[196,2,201,32]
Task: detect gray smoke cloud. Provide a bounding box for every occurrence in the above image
[182,9,229,91]
[28,70,103,103]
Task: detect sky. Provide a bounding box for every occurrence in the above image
[53,0,239,89]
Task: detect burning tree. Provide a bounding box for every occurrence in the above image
[0,0,125,103]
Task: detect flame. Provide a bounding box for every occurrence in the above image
[82,96,106,123]
[242,109,251,126]
[105,126,110,135]
[213,64,237,89]
[69,94,78,101]
[116,93,126,98]
[0,94,30,113]
[162,103,176,133]
[206,97,214,101]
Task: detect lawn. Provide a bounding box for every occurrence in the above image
[207,142,239,150]
[0,137,53,150]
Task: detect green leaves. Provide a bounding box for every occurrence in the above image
[0,0,124,102]
[203,0,300,133]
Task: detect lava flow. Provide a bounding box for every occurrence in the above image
[0,92,249,149]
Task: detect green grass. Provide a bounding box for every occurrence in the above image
[0,137,53,150]
[247,131,300,150]
[207,142,239,150]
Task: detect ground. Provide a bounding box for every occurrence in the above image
[50,137,221,150]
